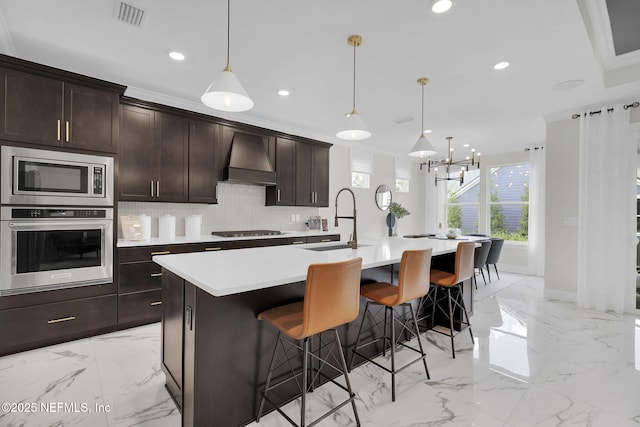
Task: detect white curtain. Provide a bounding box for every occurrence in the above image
[577,105,635,313]
[528,147,545,276]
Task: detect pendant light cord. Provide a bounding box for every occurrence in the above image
[352,41,357,113]
[421,83,425,135]
[226,0,231,68]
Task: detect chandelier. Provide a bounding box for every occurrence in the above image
[420,137,480,186]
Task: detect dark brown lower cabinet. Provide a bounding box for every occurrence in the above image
[0,294,117,356]
[118,290,163,325]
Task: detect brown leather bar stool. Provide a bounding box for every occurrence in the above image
[429,241,475,358]
[256,257,363,427]
[348,249,432,402]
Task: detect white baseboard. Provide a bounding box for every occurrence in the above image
[543,288,576,303]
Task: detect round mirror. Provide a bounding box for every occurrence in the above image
[375,185,392,211]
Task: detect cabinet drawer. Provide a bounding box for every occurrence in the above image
[227,237,290,250]
[183,242,228,253]
[307,234,340,243]
[119,245,176,263]
[119,242,228,263]
[119,262,163,293]
[118,290,162,325]
[0,295,117,355]
[287,237,307,245]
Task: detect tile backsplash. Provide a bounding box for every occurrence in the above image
[118,182,321,238]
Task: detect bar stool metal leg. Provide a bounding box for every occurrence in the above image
[389,307,396,402]
[457,287,474,343]
[409,304,430,379]
[349,301,370,372]
[257,331,280,422]
[333,329,361,426]
[446,288,456,359]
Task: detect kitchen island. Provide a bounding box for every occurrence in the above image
[154,236,475,426]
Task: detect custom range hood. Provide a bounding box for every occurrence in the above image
[223,132,276,185]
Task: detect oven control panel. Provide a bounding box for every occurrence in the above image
[11,208,107,219]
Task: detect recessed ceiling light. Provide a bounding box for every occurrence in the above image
[423,129,433,134]
[493,61,510,70]
[432,0,453,13]
[552,79,584,91]
[277,89,290,96]
[463,143,470,147]
[169,51,185,61]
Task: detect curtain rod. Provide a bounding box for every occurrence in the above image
[571,101,639,119]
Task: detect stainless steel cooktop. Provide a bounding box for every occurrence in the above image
[211,230,283,238]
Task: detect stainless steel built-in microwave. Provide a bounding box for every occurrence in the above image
[1,146,114,206]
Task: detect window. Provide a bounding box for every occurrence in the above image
[351,172,370,188]
[350,148,372,189]
[395,179,410,193]
[488,164,529,241]
[394,158,411,193]
[446,169,480,234]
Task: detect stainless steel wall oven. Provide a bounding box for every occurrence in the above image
[0,206,113,295]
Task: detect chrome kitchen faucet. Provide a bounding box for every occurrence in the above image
[334,187,358,249]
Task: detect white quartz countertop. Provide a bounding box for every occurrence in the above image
[117,230,338,248]
[153,236,480,297]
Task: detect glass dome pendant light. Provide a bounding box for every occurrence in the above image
[201,0,254,112]
[336,35,371,141]
[409,77,437,161]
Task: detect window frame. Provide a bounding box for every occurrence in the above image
[487,163,530,242]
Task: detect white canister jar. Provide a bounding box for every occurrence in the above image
[158,215,176,241]
[185,215,202,238]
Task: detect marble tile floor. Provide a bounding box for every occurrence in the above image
[1,272,639,426]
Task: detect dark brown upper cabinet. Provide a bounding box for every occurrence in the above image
[119,104,188,202]
[265,137,296,206]
[295,142,330,207]
[188,120,220,204]
[0,68,119,153]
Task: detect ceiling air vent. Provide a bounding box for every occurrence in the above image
[392,116,414,125]
[116,2,145,27]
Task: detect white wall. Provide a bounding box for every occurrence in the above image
[544,118,581,301]
[119,144,427,241]
[318,144,426,240]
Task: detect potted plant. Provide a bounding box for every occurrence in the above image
[386,202,410,236]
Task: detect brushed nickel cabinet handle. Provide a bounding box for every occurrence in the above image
[150,301,162,306]
[151,180,155,197]
[57,120,61,141]
[156,181,160,197]
[215,184,218,200]
[48,316,75,324]
[311,192,314,203]
[321,239,332,242]
[65,121,70,142]
[150,272,163,277]
[277,189,281,202]
[291,241,305,245]
[151,250,171,255]
[205,247,222,251]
